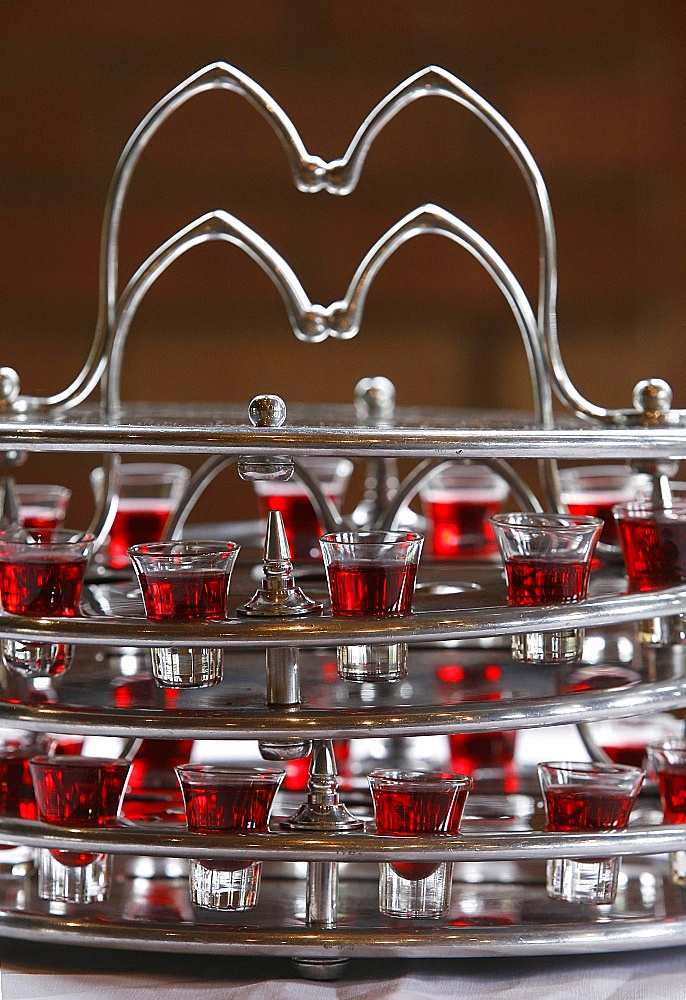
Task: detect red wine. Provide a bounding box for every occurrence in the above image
[0,553,87,615]
[598,744,647,769]
[505,556,589,606]
[29,757,131,866]
[0,748,38,850]
[423,494,501,558]
[448,731,516,775]
[565,498,622,546]
[656,765,686,824]
[373,783,466,880]
[138,569,228,620]
[616,515,686,592]
[326,561,417,616]
[108,498,173,569]
[544,785,635,831]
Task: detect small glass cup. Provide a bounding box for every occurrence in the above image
[175,764,284,911]
[28,754,132,903]
[90,462,191,570]
[645,739,686,886]
[253,456,353,561]
[319,530,423,682]
[420,463,508,559]
[490,513,602,664]
[368,769,472,918]
[14,485,72,538]
[0,527,93,678]
[0,730,48,876]
[613,500,686,645]
[128,540,240,689]
[537,760,645,904]
[559,465,649,547]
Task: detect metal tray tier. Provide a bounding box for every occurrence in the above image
[3,401,686,459]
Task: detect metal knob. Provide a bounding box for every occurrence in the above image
[237,393,293,481]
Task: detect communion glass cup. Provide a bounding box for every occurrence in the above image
[537,761,645,904]
[0,528,93,678]
[368,769,472,918]
[419,463,508,559]
[0,730,48,876]
[558,465,649,547]
[490,513,603,664]
[645,739,686,886]
[319,530,423,682]
[253,456,354,561]
[90,462,191,570]
[175,764,284,911]
[613,500,686,645]
[29,754,132,903]
[14,485,72,537]
[128,540,240,689]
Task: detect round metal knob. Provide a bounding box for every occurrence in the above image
[632,378,673,415]
[248,394,287,427]
[354,376,396,423]
[0,367,20,405]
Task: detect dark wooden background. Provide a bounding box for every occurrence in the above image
[1,2,684,525]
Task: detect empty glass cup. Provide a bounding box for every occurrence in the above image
[368,768,472,918]
[128,540,240,688]
[491,513,602,663]
[0,527,93,678]
[538,760,645,904]
[175,764,284,911]
[319,530,423,682]
[29,754,132,903]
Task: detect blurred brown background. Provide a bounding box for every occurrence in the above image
[1,1,684,526]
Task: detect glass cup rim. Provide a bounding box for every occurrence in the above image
[0,528,93,547]
[612,498,686,518]
[175,763,285,784]
[320,530,423,546]
[537,760,645,778]
[646,739,686,762]
[490,512,603,532]
[368,768,473,789]
[13,484,72,500]
[128,540,240,559]
[28,754,132,770]
[90,462,191,486]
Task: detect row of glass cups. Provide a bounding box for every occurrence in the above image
[2,747,684,913]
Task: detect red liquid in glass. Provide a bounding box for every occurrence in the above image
[0,749,38,850]
[598,744,647,769]
[327,561,417,616]
[565,499,622,546]
[138,570,228,620]
[545,785,635,831]
[0,553,87,615]
[18,511,61,539]
[424,495,501,558]
[656,766,686,824]
[181,778,277,872]
[616,515,686,592]
[505,557,589,606]
[257,492,332,561]
[108,499,174,569]
[373,784,465,880]
[448,731,517,776]
[30,758,130,867]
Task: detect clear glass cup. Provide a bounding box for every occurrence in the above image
[14,485,72,537]
[490,513,603,664]
[419,463,508,559]
[613,499,686,645]
[28,754,132,903]
[0,730,49,876]
[175,764,284,911]
[253,456,353,561]
[90,462,191,570]
[645,739,686,886]
[368,768,472,918]
[0,527,93,678]
[558,465,649,547]
[128,540,240,689]
[319,530,424,682]
[537,760,645,904]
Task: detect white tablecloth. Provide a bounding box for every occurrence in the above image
[2,946,685,1000]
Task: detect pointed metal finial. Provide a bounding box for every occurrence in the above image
[238,510,323,616]
[0,476,20,529]
[280,739,364,831]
